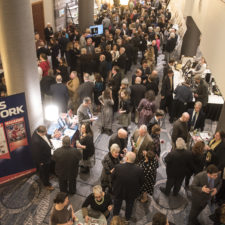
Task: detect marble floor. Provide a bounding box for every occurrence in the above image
[0,54,218,225]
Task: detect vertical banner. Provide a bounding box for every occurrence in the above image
[0,93,36,184]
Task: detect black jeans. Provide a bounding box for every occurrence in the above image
[113,198,135,220]
[39,163,51,186]
[165,176,184,195]
[59,177,77,194]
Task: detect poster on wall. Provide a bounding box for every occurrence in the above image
[0,123,10,159]
[5,117,28,152]
[0,93,36,185]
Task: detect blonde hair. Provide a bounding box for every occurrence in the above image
[110,144,120,154]
[110,216,125,225]
[176,138,187,150]
[92,185,103,195]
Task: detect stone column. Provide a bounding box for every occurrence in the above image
[0,0,43,133]
[78,0,94,32]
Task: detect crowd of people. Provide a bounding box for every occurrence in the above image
[28,0,225,225]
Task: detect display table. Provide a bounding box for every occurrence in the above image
[47,113,79,152]
[189,131,211,146]
[173,68,224,121]
[74,209,107,225]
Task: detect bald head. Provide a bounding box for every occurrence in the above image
[135,77,142,84]
[56,75,62,83]
[126,152,136,163]
[118,128,128,139]
[181,112,190,122]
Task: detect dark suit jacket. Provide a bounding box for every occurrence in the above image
[165,149,192,178]
[130,84,146,108]
[171,119,189,143]
[99,60,108,80]
[112,162,144,199]
[31,131,52,165]
[53,146,82,179]
[161,75,173,98]
[77,81,94,104]
[190,171,222,202]
[188,108,205,131]
[108,133,127,155]
[195,80,208,107]
[109,73,121,94]
[117,53,127,70]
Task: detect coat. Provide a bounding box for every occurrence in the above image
[131,129,154,162]
[77,81,94,104]
[79,134,95,160]
[171,119,189,143]
[165,148,192,178]
[31,131,52,166]
[100,152,120,189]
[112,162,144,200]
[108,133,127,155]
[77,104,93,124]
[130,84,146,108]
[98,96,114,130]
[190,171,221,203]
[52,146,82,179]
[188,108,205,131]
[50,83,69,113]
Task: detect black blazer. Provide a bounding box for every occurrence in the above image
[112,162,144,199]
[188,108,205,131]
[161,75,173,98]
[130,84,146,108]
[108,134,127,154]
[31,131,52,165]
[165,149,192,178]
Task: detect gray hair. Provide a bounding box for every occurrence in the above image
[93,185,103,195]
[176,138,187,150]
[195,101,202,108]
[62,136,70,147]
[110,143,120,154]
[170,32,175,38]
[139,124,147,132]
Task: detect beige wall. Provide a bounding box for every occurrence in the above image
[30,0,55,29]
[169,0,225,98]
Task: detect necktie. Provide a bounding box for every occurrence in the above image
[208,178,214,189]
[191,112,196,127]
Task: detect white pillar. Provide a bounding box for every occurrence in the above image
[0,0,43,132]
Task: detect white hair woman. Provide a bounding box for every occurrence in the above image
[100,144,120,192]
[82,185,113,223]
[176,137,187,150]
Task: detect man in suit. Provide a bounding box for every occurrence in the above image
[117,47,127,78]
[50,75,69,113]
[77,73,94,104]
[171,112,190,148]
[140,60,151,79]
[99,54,108,82]
[44,23,53,44]
[188,164,221,225]
[160,70,174,123]
[85,37,95,55]
[160,138,192,196]
[188,101,205,131]
[108,128,128,158]
[131,125,154,162]
[108,66,121,112]
[77,97,95,125]
[31,125,54,191]
[112,152,144,222]
[147,109,165,134]
[130,77,146,123]
[53,136,82,194]
[194,75,208,108]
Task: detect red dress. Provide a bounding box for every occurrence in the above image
[39,60,50,77]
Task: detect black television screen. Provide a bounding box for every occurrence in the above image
[89,24,103,36]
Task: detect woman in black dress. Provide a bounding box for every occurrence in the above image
[138,150,158,202]
[82,185,113,223]
[76,123,95,173]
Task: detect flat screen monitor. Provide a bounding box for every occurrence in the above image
[89,24,103,36]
